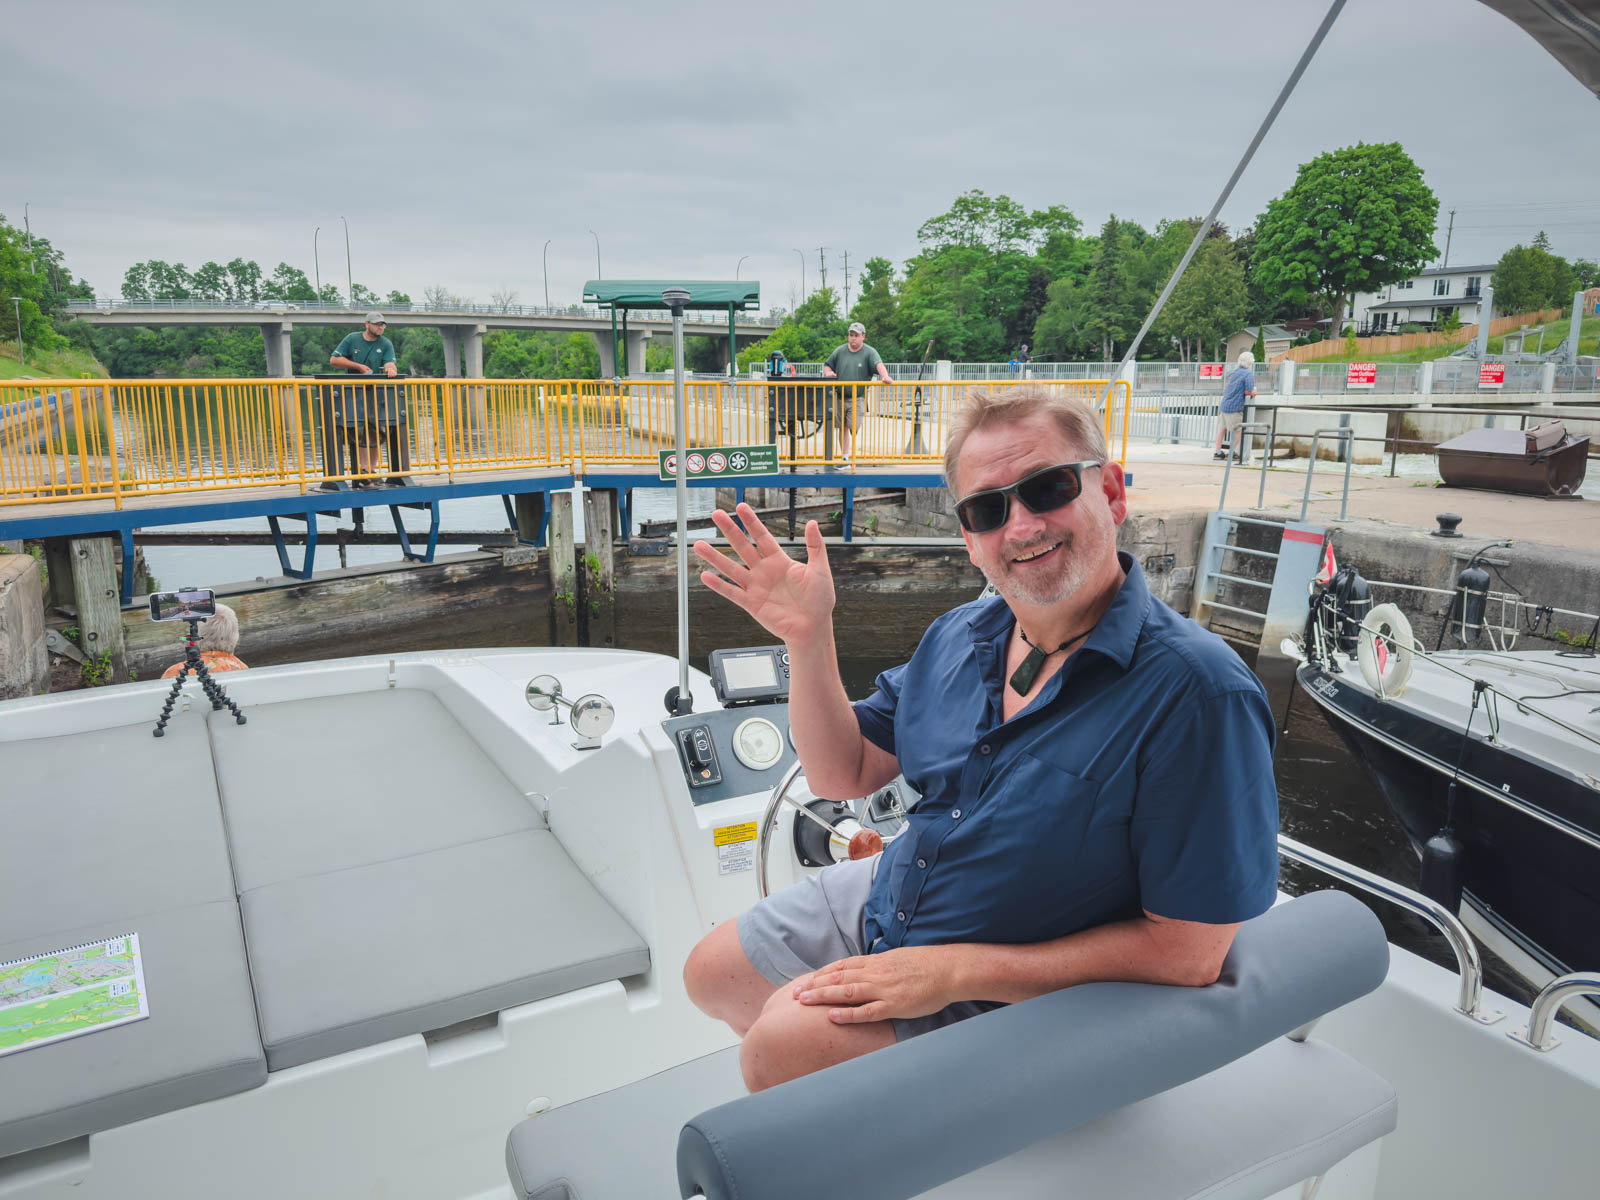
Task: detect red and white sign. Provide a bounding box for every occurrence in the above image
[663,454,677,474]
[707,452,727,473]
[687,453,706,473]
[1478,363,1505,389]
[1198,363,1225,379]
[1346,362,1377,389]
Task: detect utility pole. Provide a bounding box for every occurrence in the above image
[793,249,806,311]
[842,250,851,314]
[313,227,321,298]
[24,204,34,274]
[1442,208,1455,269]
[11,297,23,366]
[817,247,828,297]
[341,216,353,305]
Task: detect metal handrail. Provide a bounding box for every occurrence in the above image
[62,298,780,327]
[1277,833,1500,1024]
[1217,419,1274,511]
[1298,427,1356,521]
[1509,973,1600,1051]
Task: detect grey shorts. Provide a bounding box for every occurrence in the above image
[737,856,1000,1042]
[1220,409,1244,431]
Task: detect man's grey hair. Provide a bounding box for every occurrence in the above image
[198,603,241,653]
[943,386,1110,497]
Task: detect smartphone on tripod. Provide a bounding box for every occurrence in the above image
[149,588,217,623]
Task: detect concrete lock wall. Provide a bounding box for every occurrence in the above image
[0,554,49,698]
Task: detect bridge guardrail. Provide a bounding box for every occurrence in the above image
[63,299,780,326]
[0,378,1128,507]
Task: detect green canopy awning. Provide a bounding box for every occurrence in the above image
[581,280,761,310]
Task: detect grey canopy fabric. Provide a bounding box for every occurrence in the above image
[1478,0,1600,98]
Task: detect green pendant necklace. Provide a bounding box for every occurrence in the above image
[1009,624,1092,695]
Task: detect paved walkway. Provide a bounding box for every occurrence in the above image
[1123,443,1598,552]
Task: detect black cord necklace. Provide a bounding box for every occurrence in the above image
[1009,623,1092,695]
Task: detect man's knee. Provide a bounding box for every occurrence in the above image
[684,919,770,1029]
[739,991,893,1093]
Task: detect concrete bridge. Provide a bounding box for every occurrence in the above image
[63,300,783,377]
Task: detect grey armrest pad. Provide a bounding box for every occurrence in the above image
[677,890,1387,1200]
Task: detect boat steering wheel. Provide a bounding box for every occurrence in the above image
[755,761,909,899]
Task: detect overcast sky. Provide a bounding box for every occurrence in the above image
[7,0,1597,311]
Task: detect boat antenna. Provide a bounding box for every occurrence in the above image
[661,287,696,716]
[1101,0,1348,412]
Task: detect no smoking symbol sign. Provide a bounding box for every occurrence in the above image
[707,452,727,473]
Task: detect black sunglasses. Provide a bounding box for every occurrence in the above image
[954,461,1102,534]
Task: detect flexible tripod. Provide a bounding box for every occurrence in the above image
[153,620,247,737]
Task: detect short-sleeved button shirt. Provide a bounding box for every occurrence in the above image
[334,331,396,374]
[1221,365,1255,413]
[852,553,1279,953]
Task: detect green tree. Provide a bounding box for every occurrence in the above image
[848,256,901,358]
[1573,258,1598,291]
[1031,276,1095,360]
[1085,216,1138,360]
[1252,142,1438,338]
[1152,237,1247,361]
[0,215,68,353]
[1492,240,1576,314]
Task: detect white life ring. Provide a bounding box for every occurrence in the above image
[1357,603,1415,699]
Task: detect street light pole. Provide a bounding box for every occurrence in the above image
[10,298,23,366]
[543,239,552,311]
[341,216,353,306]
[792,248,806,310]
[736,255,749,280]
[313,227,322,298]
[589,230,602,280]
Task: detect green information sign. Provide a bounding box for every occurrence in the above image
[657,444,779,481]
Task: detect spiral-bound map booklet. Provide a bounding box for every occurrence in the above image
[0,933,149,1056]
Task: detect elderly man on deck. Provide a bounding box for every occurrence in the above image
[683,385,1279,1092]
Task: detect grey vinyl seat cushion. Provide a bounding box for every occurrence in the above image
[208,689,650,1070]
[506,891,1395,1200]
[0,716,266,1159]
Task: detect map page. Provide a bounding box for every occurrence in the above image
[0,934,149,1056]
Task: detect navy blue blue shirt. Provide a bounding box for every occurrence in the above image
[853,554,1279,952]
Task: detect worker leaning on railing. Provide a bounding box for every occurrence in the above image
[329,312,402,485]
[822,322,894,461]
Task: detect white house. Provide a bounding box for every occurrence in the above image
[1350,264,1496,333]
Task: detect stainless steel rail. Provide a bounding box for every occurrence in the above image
[1278,833,1501,1024]
[1298,428,1356,521]
[1217,419,1275,511]
[1509,972,1600,1051]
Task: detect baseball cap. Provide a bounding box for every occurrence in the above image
[366,311,386,324]
[848,322,865,335]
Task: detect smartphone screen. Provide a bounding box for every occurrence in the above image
[149,588,217,622]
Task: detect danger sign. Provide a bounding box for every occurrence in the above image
[1478,363,1505,389]
[1198,363,1224,379]
[1346,363,1377,389]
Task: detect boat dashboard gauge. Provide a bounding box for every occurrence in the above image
[732,716,785,770]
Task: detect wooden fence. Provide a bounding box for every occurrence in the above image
[1272,306,1566,363]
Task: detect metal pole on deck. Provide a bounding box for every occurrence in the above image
[664,287,694,716]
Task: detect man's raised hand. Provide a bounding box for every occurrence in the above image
[693,504,834,645]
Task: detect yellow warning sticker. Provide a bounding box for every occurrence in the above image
[714,822,758,847]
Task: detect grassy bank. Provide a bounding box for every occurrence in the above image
[1284,315,1596,365]
[0,343,109,379]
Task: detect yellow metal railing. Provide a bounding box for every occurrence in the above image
[575,378,1129,468]
[0,377,1128,507]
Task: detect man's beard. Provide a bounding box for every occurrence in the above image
[980,528,1097,607]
